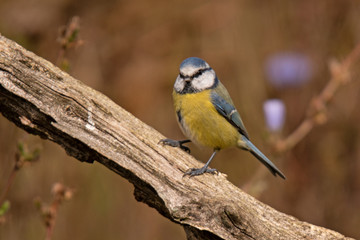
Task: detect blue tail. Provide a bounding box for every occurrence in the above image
[243,137,286,179]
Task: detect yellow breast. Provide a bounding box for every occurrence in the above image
[173,90,239,149]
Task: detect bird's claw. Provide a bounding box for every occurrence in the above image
[159,139,191,153]
[183,167,218,177]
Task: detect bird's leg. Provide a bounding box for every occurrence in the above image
[159,139,191,153]
[183,150,218,177]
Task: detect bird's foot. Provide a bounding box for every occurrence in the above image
[159,139,191,153]
[183,167,218,177]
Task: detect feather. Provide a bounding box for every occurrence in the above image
[210,85,249,139]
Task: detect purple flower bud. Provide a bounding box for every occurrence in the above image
[265,52,312,88]
[263,99,286,132]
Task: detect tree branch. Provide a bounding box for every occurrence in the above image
[0,34,354,240]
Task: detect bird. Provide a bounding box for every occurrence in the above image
[160,57,285,179]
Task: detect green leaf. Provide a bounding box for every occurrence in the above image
[0,201,11,216]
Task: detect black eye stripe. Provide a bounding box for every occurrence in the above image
[193,68,205,78]
[179,67,212,79]
[179,72,185,78]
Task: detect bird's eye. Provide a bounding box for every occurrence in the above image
[194,69,204,78]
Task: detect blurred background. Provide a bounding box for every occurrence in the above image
[1,0,360,239]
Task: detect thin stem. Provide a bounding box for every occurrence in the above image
[274,42,360,153]
[0,165,18,206]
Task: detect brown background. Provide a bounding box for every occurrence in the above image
[0,0,359,239]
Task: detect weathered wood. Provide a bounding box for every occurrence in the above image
[0,34,353,240]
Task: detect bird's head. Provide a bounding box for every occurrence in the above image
[174,57,218,94]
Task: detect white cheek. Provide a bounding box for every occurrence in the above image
[174,75,185,92]
[192,70,215,90]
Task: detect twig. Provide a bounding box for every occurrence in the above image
[274,42,360,153]
[0,142,40,206]
[56,16,83,71]
[35,183,74,240]
[0,168,17,207]
[243,42,360,194]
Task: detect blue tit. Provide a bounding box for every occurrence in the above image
[160,57,285,179]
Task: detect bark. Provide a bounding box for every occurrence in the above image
[0,34,353,240]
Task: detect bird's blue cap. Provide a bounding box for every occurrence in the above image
[180,57,208,70]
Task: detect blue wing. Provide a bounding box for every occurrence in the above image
[211,83,286,179]
[210,90,249,139]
